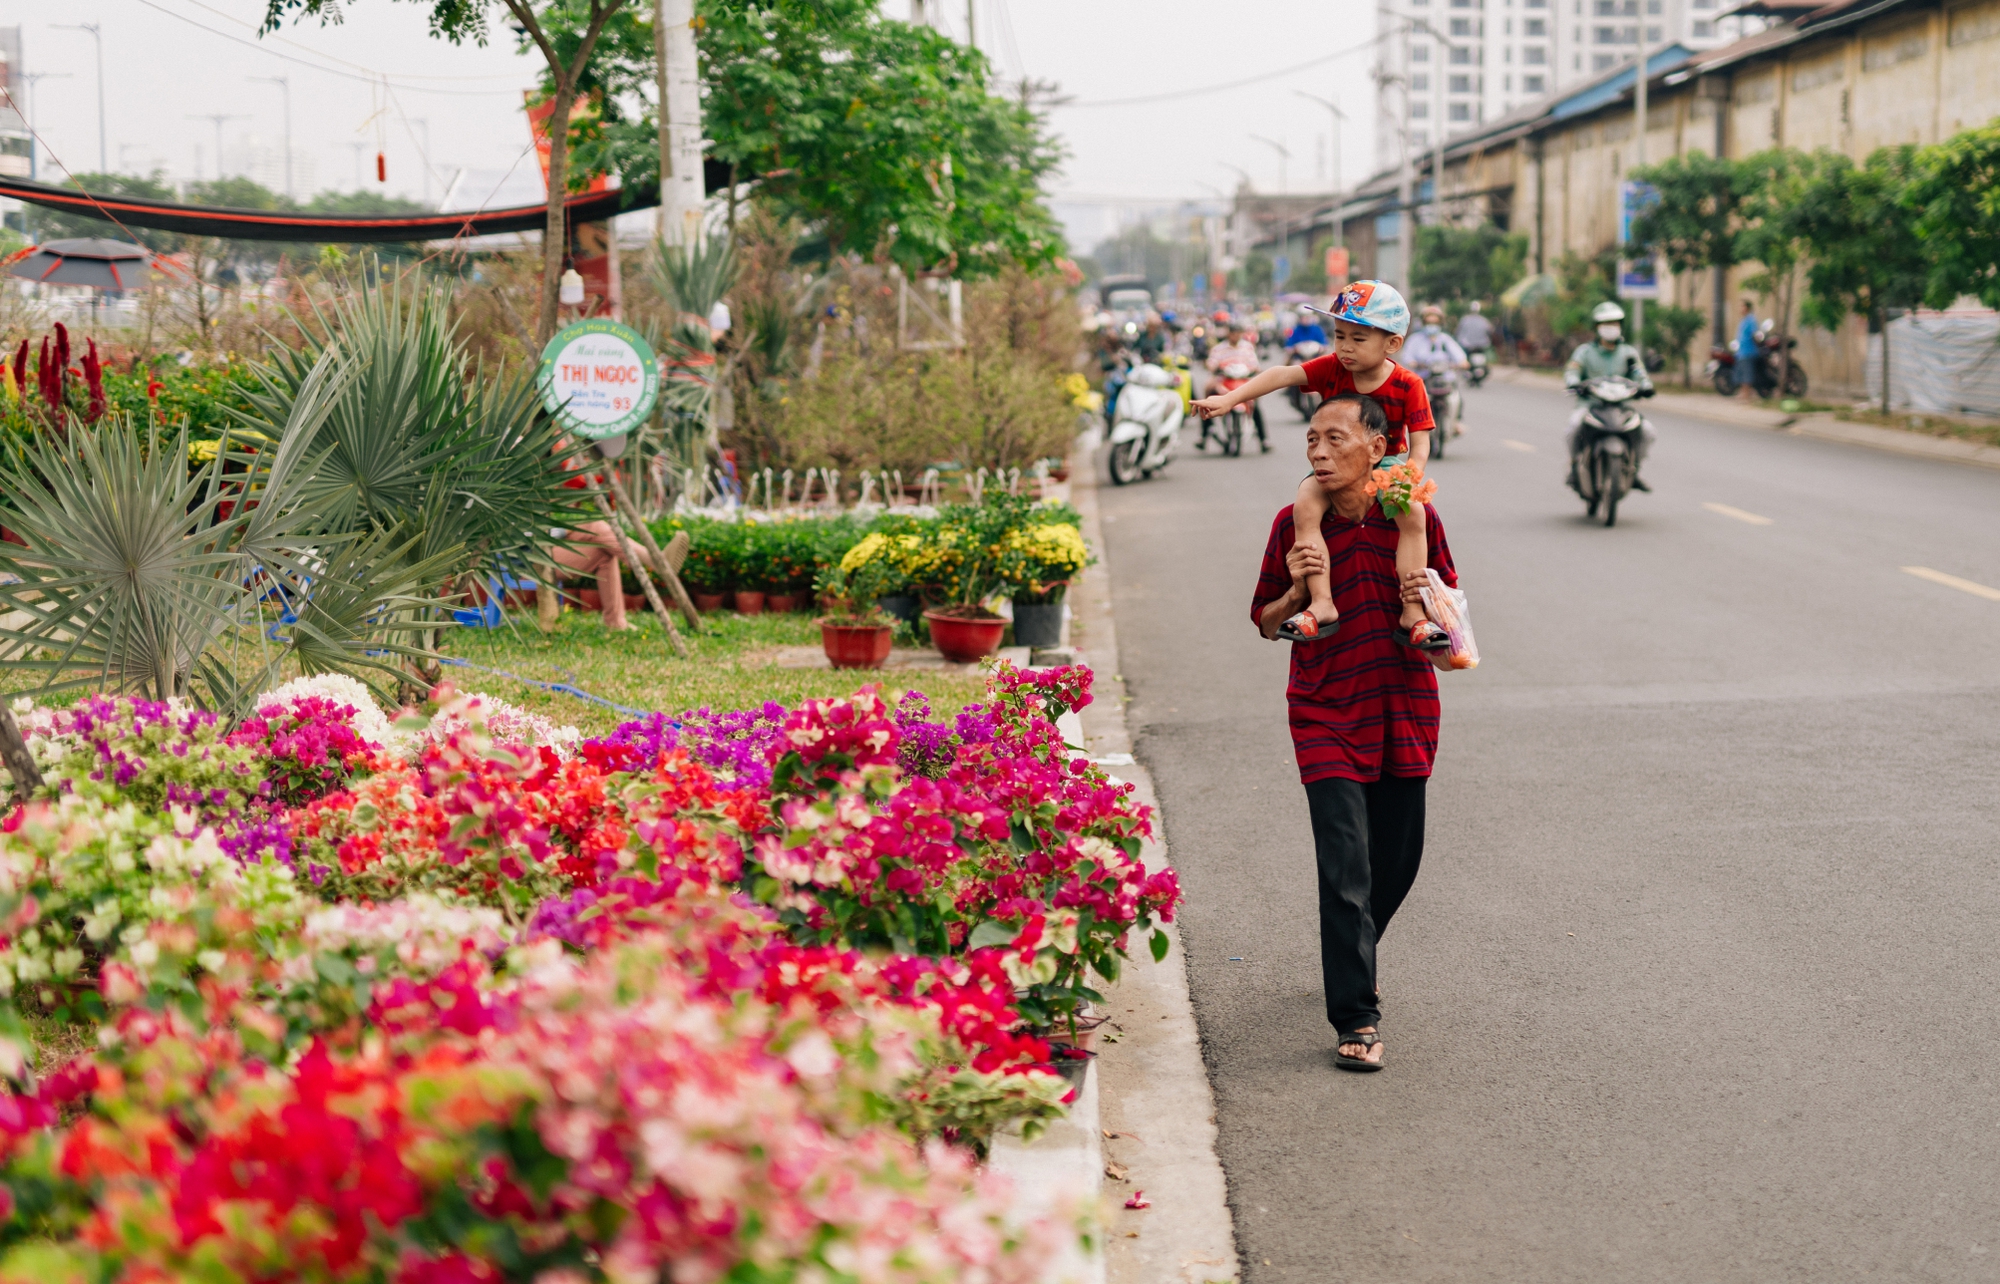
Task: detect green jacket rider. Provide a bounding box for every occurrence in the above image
[1564,301,1656,492]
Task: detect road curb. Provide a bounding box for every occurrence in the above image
[1494,365,2000,471]
[1064,437,1244,1284]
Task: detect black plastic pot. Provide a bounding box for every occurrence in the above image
[1012,600,1064,648]
[876,594,920,626]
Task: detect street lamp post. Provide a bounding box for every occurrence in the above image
[1404,16,1472,302]
[249,75,293,200]
[412,118,432,206]
[52,23,105,174]
[188,114,246,184]
[1295,91,1348,255]
[1630,14,1649,357]
[1250,136,1293,287]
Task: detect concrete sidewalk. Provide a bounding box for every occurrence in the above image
[1493,364,2000,471]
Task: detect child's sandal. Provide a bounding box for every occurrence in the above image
[1395,620,1452,654]
[1277,611,1338,644]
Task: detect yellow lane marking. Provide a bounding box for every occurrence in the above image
[1501,439,1535,452]
[1903,566,2000,601]
[1702,502,1774,526]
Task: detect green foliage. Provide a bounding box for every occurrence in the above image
[0,357,448,713]
[1411,224,1531,306]
[1793,147,1928,328]
[1641,303,1708,386]
[1628,151,1746,275]
[1903,123,2000,309]
[1547,249,1621,345]
[238,271,591,593]
[543,0,1066,277]
[0,360,262,444]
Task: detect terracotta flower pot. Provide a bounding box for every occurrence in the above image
[624,593,647,613]
[924,609,1006,663]
[578,588,603,612]
[767,592,800,614]
[735,590,766,616]
[819,619,893,669]
[692,591,727,613]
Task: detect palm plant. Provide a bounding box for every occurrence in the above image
[646,237,742,480]
[0,350,454,715]
[241,271,591,593]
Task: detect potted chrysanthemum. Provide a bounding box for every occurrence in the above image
[1001,519,1091,649]
[814,556,897,669]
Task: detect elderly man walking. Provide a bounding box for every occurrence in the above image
[1249,391,1459,1071]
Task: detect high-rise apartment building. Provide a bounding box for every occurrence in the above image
[1373,0,1757,172]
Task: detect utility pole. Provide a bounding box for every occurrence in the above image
[1405,16,1470,301]
[20,72,71,180]
[966,0,975,46]
[656,0,704,244]
[1295,91,1347,247]
[188,114,246,184]
[412,117,432,205]
[52,23,105,174]
[1630,15,1648,357]
[249,75,292,200]
[348,140,368,189]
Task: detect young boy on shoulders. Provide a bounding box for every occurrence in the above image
[1193,280,1449,651]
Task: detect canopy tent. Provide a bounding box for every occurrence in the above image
[3,238,177,289]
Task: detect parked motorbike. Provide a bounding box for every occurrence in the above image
[1705,323,1808,399]
[1420,368,1463,461]
[1568,375,1652,527]
[1466,348,1490,387]
[1285,340,1326,421]
[1106,362,1185,485]
[1203,363,1255,457]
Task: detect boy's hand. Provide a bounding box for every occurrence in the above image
[1400,570,1429,606]
[1191,395,1230,419]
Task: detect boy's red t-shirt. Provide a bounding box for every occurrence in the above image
[1298,357,1434,455]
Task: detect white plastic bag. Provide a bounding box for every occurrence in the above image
[1418,568,1479,671]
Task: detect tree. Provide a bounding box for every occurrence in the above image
[1791,146,1926,410]
[1905,121,2000,310]
[1733,148,1819,396]
[1641,303,1707,388]
[33,172,184,252]
[1410,224,1530,307]
[1628,151,1746,281]
[551,0,1066,278]
[262,0,632,346]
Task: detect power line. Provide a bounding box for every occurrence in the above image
[1057,35,1383,109]
[132,0,522,98]
[174,0,526,81]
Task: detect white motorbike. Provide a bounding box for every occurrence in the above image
[1285,341,1326,421]
[1419,366,1463,460]
[1106,362,1184,485]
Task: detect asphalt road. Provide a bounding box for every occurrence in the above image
[1095,375,2000,1283]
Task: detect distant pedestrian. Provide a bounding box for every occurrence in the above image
[1248,392,1459,1072]
[1735,299,1761,401]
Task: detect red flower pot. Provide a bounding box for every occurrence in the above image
[692,592,727,613]
[578,588,603,612]
[735,590,766,616]
[624,593,647,613]
[767,592,800,614]
[924,609,1006,663]
[820,620,893,669]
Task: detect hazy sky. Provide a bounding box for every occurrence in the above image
[2,0,1384,248]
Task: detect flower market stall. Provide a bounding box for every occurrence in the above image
[0,659,1176,1281]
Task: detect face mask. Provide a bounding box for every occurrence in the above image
[1597,324,1621,342]
[1423,323,1442,334]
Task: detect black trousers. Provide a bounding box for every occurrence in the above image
[1304,775,1427,1033]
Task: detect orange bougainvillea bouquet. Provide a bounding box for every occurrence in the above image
[1365,460,1438,520]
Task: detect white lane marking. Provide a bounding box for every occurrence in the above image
[1702,502,1774,526]
[1501,439,1536,452]
[1903,566,2000,601]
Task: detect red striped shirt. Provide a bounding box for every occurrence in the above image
[1249,503,1457,783]
[1297,358,1434,456]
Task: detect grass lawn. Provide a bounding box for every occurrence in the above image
[438,607,990,736]
[1833,405,2000,448]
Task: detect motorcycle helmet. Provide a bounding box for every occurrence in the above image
[1590,301,1626,324]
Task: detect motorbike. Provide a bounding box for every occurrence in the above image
[1203,363,1255,457]
[1705,323,1808,399]
[1420,367,1463,461]
[1106,362,1185,485]
[1466,347,1490,387]
[1285,340,1326,420]
[1568,375,1652,527]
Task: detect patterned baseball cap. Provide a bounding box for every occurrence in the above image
[1304,280,1410,336]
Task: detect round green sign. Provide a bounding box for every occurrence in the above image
[536,319,660,440]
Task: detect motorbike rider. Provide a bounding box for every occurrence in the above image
[1454,300,1495,359]
[1402,305,1470,404]
[1564,301,1657,491]
[1735,299,1761,401]
[1202,325,1269,452]
[1136,316,1170,363]
[1287,309,1329,354]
